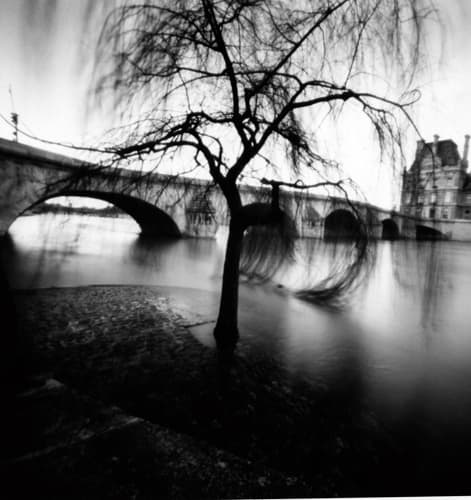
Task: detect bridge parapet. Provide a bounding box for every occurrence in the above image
[1,138,419,240]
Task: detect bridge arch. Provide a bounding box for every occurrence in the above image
[416,224,445,241]
[381,218,399,240]
[19,191,181,238]
[324,208,361,240]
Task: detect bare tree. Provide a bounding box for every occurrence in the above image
[91,0,435,354]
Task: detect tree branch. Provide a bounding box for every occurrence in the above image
[202,0,249,148]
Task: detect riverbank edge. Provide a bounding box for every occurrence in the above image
[4,284,324,499]
[5,284,452,498]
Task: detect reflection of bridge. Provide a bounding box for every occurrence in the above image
[0,138,463,240]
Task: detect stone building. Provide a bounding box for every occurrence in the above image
[400,135,471,220]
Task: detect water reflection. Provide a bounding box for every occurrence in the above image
[417,243,445,345]
[127,233,225,289]
[3,213,471,431]
[391,241,461,349]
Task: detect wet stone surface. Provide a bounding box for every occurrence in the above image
[4,285,468,498]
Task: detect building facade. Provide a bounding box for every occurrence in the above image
[401,135,471,220]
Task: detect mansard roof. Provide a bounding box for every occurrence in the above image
[410,139,461,172]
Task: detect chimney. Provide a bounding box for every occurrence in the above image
[433,134,439,156]
[463,134,470,161]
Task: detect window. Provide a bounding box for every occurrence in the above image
[444,191,453,203]
[441,208,449,219]
[429,207,436,218]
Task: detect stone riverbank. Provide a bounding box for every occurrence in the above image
[3,285,466,498]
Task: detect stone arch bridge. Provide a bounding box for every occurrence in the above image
[0,138,422,240]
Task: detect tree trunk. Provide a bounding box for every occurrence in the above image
[213,219,244,355]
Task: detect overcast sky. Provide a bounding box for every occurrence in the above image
[1,0,470,209]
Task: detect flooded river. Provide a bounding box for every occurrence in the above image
[3,212,471,439]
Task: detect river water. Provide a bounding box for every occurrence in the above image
[3,213,471,441]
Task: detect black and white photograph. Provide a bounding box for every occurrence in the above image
[1,1,471,499]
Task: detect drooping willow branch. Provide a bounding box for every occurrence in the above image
[239,176,376,308]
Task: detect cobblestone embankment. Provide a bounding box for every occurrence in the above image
[4,285,398,499]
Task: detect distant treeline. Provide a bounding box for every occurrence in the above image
[28,203,124,217]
